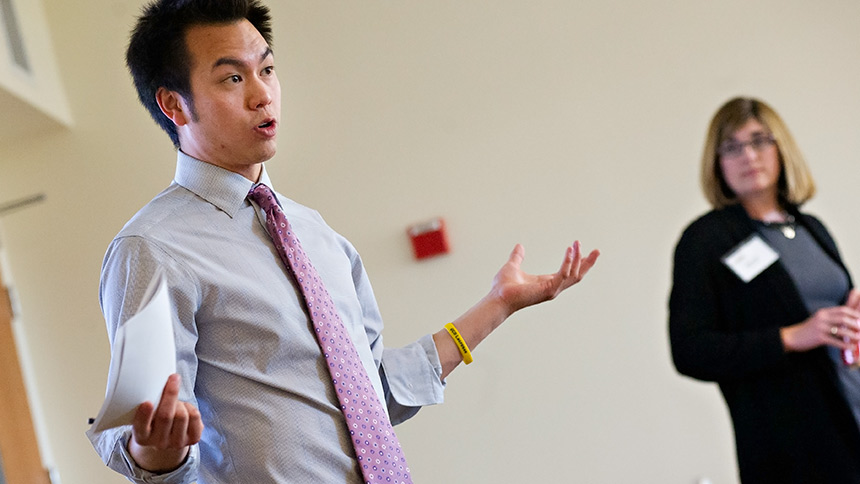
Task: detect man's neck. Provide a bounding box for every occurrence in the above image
[178,149,263,182]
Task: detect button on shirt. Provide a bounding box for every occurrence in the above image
[88,151,446,484]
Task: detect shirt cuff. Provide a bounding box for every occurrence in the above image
[111,432,199,484]
[382,334,446,409]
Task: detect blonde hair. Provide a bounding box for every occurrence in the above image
[700,97,816,208]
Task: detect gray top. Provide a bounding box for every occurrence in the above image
[756,220,860,430]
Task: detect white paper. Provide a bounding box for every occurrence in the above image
[88,271,176,432]
[721,234,780,283]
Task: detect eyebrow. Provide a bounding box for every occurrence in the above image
[725,129,770,142]
[212,47,273,70]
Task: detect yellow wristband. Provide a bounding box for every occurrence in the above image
[444,323,473,365]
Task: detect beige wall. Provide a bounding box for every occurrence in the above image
[1,0,859,482]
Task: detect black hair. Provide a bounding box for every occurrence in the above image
[126,0,273,147]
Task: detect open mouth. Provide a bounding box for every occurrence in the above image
[258,120,274,129]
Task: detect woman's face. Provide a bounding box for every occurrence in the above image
[718,118,781,204]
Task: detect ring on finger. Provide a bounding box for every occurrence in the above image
[831,326,840,336]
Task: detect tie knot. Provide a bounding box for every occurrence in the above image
[248,184,279,212]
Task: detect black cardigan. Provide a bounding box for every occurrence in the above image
[669,204,860,483]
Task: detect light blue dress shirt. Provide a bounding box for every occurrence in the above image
[88,151,446,484]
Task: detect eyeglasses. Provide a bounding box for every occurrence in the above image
[718,135,776,158]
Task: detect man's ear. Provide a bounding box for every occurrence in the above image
[156,87,190,126]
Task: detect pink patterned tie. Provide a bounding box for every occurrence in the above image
[248,184,412,484]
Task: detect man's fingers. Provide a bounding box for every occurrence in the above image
[150,374,183,446]
[558,243,577,279]
[164,403,204,448]
[128,374,203,453]
[132,374,181,447]
[186,404,204,444]
[579,249,600,277]
[131,401,156,443]
[508,244,525,268]
[158,374,182,406]
[166,404,191,448]
[563,243,599,286]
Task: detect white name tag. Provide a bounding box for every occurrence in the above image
[721,234,779,283]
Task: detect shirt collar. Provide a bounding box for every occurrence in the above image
[174,150,275,218]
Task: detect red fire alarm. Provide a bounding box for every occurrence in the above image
[407,217,450,260]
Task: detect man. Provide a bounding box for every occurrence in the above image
[89,1,600,483]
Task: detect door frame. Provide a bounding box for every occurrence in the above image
[0,260,50,484]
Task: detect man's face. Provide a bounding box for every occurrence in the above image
[174,19,281,180]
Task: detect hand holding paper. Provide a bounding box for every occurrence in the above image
[128,373,203,473]
[87,271,203,471]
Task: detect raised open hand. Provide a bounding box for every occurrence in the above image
[490,241,600,316]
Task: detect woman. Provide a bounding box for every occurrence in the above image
[669,97,860,483]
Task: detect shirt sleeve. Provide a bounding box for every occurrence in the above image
[88,235,201,483]
[340,236,446,425]
[382,335,446,425]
